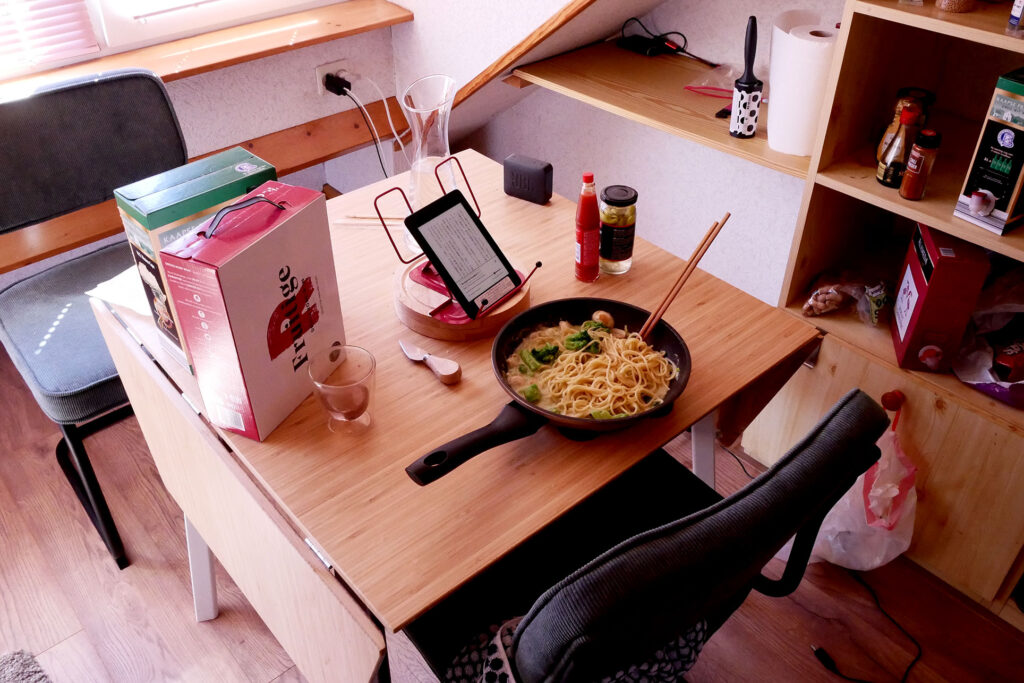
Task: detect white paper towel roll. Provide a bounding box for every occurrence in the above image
[766,10,837,157]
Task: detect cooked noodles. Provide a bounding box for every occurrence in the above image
[504,317,677,419]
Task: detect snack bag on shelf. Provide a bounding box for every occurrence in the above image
[802,275,890,326]
[953,266,1024,408]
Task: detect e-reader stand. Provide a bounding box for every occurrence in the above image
[373,157,540,341]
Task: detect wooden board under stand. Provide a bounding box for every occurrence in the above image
[393,260,530,341]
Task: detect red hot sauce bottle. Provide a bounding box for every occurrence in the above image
[575,172,600,282]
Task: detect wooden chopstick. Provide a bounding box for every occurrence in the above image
[639,212,731,339]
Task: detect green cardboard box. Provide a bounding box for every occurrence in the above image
[955,66,1024,235]
[114,147,276,367]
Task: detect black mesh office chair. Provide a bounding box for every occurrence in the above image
[0,69,188,569]
[397,389,889,682]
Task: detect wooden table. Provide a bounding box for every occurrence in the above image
[93,150,819,682]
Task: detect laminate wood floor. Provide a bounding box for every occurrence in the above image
[1,342,1022,682]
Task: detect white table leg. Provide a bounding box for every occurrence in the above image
[185,515,219,622]
[692,411,716,490]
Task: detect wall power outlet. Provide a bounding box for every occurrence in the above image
[314,60,359,96]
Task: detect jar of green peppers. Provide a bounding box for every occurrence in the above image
[599,185,637,275]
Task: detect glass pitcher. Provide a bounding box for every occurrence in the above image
[400,74,457,211]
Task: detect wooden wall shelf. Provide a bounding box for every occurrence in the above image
[0,0,412,92]
[512,42,810,179]
[815,157,1024,265]
[855,0,1024,54]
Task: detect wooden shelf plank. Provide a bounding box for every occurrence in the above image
[816,154,1024,264]
[854,0,1024,54]
[512,42,810,179]
[783,303,1024,432]
[0,0,412,93]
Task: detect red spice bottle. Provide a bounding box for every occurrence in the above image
[899,129,941,201]
[575,172,600,282]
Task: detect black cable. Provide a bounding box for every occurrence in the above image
[811,572,923,683]
[620,16,719,68]
[811,646,873,683]
[848,571,922,683]
[720,443,757,480]
[343,90,388,179]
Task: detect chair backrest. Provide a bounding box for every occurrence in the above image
[0,68,187,234]
[512,388,889,683]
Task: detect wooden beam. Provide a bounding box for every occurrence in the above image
[0,201,122,275]
[452,0,598,109]
[203,96,405,177]
[2,97,404,275]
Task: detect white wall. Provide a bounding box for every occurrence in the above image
[159,0,845,304]
[463,0,844,304]
[163,27,399,191]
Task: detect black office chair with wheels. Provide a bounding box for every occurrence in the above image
[0,69,188,569]
[395,389,889,683]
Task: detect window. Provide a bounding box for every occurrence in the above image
[0,0,100,79]
[0,0,339,79]
[88,0,338,50]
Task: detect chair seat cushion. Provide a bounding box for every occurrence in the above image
[0,239,133,424]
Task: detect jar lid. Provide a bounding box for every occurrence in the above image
[600,185,638,206]
[915,129,941,149]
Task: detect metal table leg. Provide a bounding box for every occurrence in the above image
[185,515,219,622]
[692,411,716,490]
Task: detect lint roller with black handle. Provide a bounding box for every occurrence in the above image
[730,16,763,139]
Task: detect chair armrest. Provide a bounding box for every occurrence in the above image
[751,507,827,598]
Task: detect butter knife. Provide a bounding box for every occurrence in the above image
[399,340,462,385]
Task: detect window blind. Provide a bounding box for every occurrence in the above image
[0,0,99,78]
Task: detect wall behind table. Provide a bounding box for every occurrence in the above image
[163,29,398,192]
[162,1,573,193]
[462,0,843,304]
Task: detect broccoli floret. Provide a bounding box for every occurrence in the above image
[590,409,628,420]
[521,384,541,403]
[564,330,600,352]
[519,348,542,372]
[581,320,608,332]
[530,343,560,364]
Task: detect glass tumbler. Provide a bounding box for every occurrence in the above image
[308,345,376,431]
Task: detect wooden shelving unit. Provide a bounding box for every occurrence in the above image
[512,42,810,179]
[753,0,1024,622]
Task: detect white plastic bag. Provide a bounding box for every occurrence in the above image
[778,427,917,571]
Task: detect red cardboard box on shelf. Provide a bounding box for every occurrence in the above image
[890,223,988,372]
[160,181,345,441]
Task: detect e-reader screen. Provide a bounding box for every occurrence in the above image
[405,190,520,319]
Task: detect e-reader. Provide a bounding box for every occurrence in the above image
[404,190,521,319]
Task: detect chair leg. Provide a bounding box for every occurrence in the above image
[55,423,129,570]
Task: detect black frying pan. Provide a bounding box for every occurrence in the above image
[405,298,691,485]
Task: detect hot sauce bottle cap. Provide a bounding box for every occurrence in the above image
[582,172,594,183]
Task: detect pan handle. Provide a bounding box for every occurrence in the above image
[406,402,548,485]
